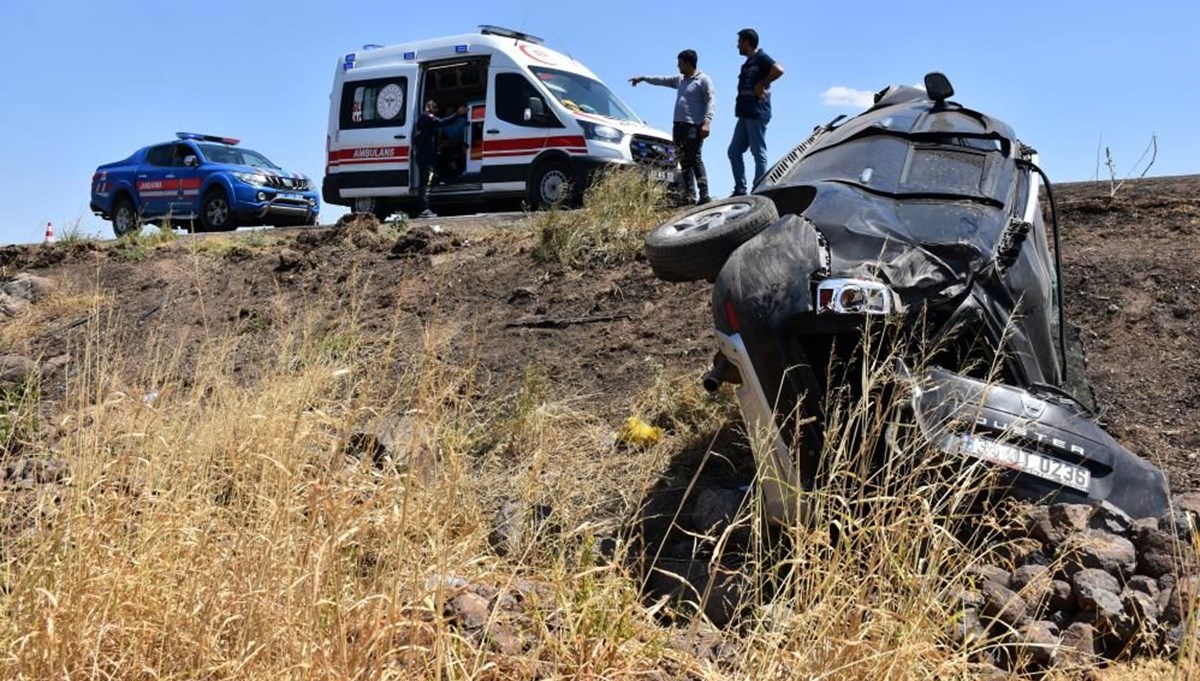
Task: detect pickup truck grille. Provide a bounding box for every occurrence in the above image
[265,176,310,191]
[630,135,675,167]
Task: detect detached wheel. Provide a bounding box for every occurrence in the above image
[200,188,237,232]
[111,195,138,237]
[644,195,778,282]
[528,161,573,209]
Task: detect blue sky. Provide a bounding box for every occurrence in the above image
[0,0,1195,245]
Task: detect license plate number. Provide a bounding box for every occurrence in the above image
[959,434,1090,492]
[281,193,303,200]
[650,169,677,183]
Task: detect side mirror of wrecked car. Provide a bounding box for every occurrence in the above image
[924,72,954,105]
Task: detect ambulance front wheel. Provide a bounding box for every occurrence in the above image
[528,161,575,210]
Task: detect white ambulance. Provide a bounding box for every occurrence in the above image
[323,26,678,218]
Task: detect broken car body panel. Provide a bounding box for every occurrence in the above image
[709,76,1169,522]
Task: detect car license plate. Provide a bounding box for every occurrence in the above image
[650,169,677,183]
[958,434,1090,492]
[281,192,304,200]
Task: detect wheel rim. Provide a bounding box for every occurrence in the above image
[663,201,753,238]
[115,206,134,234]
[540,170,569,204]
[206,196,229,227]
[354,197,375,214]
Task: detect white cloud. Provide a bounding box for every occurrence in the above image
[820,86,876,109]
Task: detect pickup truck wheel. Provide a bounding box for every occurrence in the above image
[644,195,779,282]
[111,195,138,237]
[200,188,236,232]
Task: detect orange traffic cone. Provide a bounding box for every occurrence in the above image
[44,221,56,244]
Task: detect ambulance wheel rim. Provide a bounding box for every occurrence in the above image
[540,169,569,204]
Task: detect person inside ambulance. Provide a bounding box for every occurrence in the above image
[414,99,468,218]
[437,104,469,180]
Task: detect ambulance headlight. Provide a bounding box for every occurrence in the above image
[579,120,624,143]
[234,172,269,187]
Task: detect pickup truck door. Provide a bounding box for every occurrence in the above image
[136,144,176,218]
[169,143,204,218]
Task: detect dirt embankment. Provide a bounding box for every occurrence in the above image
[2,175,1199,491]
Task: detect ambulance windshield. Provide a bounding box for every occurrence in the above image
[531,67,639,124]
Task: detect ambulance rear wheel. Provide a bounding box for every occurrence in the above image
[199,188,237,232]
[353,197,393,222]
[528,161,574,210]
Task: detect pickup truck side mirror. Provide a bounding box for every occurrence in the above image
[184,155,200,168]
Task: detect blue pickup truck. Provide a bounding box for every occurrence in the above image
[90,133,320,235]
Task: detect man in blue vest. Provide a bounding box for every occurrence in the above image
[728,28,784,196]
[414,99,467,218]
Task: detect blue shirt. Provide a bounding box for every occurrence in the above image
[736,49,777,120]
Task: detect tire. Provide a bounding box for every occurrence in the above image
[199,188,237,232]
[643,195,779,282]
[527,161,573,209]
[353,197,392,222]
[111,194,138,237]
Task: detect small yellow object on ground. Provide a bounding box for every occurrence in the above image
[620,416,663,446]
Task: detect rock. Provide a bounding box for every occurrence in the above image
[968,564,1013,589]
[277,248,304,271]
[980,579,1029,628]
[1072,569,1121,613]
[393,226,453,256]
[1127,575,1160,601]
[347,413,436,477]
[1161,623,1187,655]
[1048,579,1074,613]
[445,591,490,630]
[1088,505,1132,535]
[1132,519,1179,578]
[1176,492,1200,522]
[1059,529,1137,576]
[1059,621,1099,664]
[691,487,748,535]
[1160,575,1199,626]
[957,588,985,611]
[950,607,986,647]
[1011,565,1052,605]
[1023,504,1057,546]
[489,499,555,557]
[1122,589,1160,628]
[1050,503,1093,536]
[1,274,53,303]
[0,292,28,317]
[1015,621,1058,668]
[0,355,37,388]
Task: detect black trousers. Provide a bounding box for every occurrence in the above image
[414,153,436,212]
[672,122,709,202]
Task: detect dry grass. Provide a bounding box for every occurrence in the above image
[0,279,109,355]
[533,167,669,268]
[1,279,1197,680]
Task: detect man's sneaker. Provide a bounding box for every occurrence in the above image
[696,195,713,206]
[418,209,438,219]
[729,190,747,197]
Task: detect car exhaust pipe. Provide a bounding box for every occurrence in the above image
[702,353,741,393]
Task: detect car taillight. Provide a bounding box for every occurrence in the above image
[815,278,897,315]
[723,297,740,333]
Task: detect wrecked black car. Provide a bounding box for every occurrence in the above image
[644,73,1169,524]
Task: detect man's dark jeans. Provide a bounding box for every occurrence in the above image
[673,122,709,204]
[415,154,435,213]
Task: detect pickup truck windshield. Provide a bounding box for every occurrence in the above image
[530,67,639,123]
[198,144,281,170]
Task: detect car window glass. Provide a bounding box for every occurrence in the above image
[340,77,408,129]
[495,73,561,128]
[172,144,196,166]
[145,145,173,167]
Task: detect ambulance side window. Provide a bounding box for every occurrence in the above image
[340,77,408,129]
[495,74,561,128]
[145,145,173,167]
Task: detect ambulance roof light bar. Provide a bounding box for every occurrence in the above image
[478,25,544,45]
[176,132,241,145]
